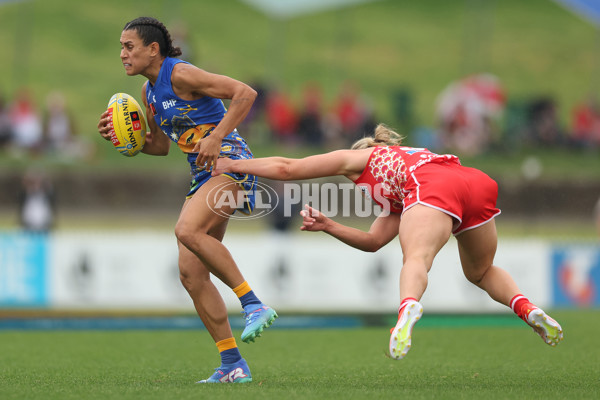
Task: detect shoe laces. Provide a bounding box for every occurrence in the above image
[241,307,262,323]
[242,305,266,321]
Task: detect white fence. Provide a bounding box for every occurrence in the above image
[1,231,598,312]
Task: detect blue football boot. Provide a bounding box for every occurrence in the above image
[241,304,278,343]
[196,358,252,383]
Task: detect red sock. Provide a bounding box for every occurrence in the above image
[510,294,537,321]
[398,297,418,317]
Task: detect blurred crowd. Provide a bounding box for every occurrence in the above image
[1,87,92,233]
[2,76,600,163]
[2,76,600,235]
[0,87,92,161]
[240,80,377,150]
[432,73,600,156]
[239,74,600,157]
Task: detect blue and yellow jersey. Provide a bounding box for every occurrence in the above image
[145,57,255,213]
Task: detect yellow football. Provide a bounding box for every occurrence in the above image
[106,93,146,157]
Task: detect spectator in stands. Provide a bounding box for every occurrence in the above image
[571,96,600,148]
[9,88,43,155]
[435,74,505,156]
[268,179,301,233]
[0,92,12,149]
[18,170,56,232]
[43,91,76,154]
[332,81,369,146]
[595,197,600,238]
[526,97,564,147]
[239,79,269,142]
[297,83,325,146]
[265,88,298,145]
[43,91,94,161]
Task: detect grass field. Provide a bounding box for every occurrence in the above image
[1,310,598,399]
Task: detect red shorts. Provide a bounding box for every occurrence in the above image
[402,161,501,235]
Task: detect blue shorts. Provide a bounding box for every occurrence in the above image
[185,131,256,215]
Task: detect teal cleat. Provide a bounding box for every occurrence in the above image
[196,358,252,383]
[241,304,278,343]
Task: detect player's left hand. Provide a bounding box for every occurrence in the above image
[194,135,221,171]
[300,204,330,232]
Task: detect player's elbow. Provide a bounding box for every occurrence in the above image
[363,238,388,253]
[363,243,382,253]
[239,85,257,104]
[247,86,258,102]
[143,149,169,156]
[275,165,292,180]
[142,140,170,156]
[274,159,295,180]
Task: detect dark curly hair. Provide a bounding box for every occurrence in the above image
[123,17,182,58]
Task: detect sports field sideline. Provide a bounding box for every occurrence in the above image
[1,310,598,399]
[0,312,526,331]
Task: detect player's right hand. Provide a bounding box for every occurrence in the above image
[212,157,234,176]
[300,204,330,232]
[97,110,113,141]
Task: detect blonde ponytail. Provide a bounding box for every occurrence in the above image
[351,124,404,150]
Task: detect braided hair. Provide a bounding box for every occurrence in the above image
[123,17,182,58]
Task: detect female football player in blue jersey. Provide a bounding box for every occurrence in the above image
[97,16,276,383]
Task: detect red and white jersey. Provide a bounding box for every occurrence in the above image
[353,146,460,213]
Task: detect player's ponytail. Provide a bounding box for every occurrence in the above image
[351,124,404,150]
[123,17,182,58]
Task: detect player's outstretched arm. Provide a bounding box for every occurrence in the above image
[213,149,371,181]
[300,205,400,252]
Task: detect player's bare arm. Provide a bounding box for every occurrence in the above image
[172,63,256,170]
[140,82,170,156]
[213,148,373,181]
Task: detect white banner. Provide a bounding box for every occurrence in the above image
[40,231,552,313]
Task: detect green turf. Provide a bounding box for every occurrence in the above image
[0,310,598,399]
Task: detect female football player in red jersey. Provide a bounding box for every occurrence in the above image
[97,17,276,383]
[213,123,563,360]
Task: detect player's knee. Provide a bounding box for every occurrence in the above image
[175,220,207,247]
[464,265,489,285]
[402,253,435,269]
[174,221,191,244]
[179,271,194,293]
[179,268,209,294]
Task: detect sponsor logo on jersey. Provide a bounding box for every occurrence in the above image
[162,99,176,109]
[149,103,158,116]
